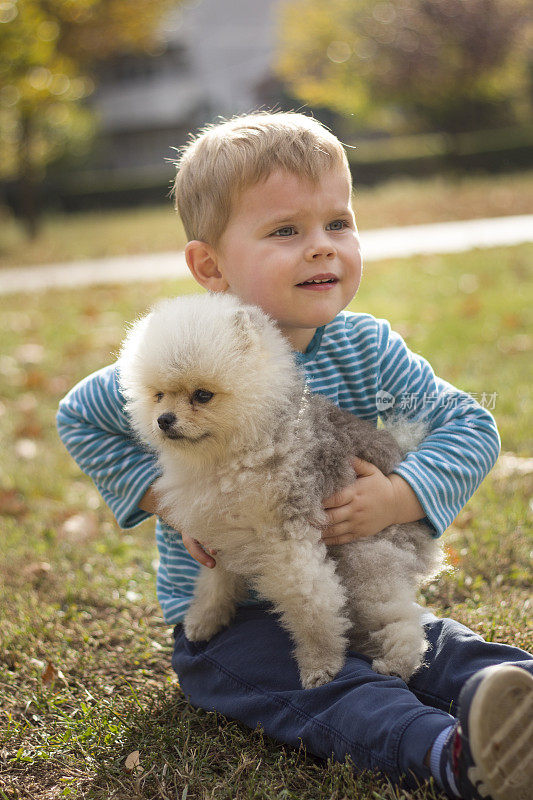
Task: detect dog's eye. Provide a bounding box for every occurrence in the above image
[155,392,164,402]
[192,389,213,404]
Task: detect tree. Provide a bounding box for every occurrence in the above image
[276,0,532,134]
[0,0,178,236]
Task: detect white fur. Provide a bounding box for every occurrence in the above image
[119,292,443,688]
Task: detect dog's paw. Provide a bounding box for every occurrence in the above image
[370,625,427,682]
[371,654,422,682]
[300,667,339,689]
[299,651,345,689]
[183,608,228,642]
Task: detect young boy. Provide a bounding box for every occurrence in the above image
[57,112,532,799]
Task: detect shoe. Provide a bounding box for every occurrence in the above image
[439,664,533,800]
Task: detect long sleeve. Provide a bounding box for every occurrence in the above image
[374,319,501,535]
[303,312,501,537]
[56,363,161,528]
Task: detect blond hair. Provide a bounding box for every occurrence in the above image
[172,111,350,246]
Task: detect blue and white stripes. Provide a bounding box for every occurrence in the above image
[57,310,500,624]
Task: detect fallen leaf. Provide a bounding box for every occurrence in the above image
[125,750,143,773]
[41,662,58,688]
[15,420,43,439]
[444,545,460,567]
[23,562,51,583]
[23,369,46,390]
[502,312,522,330]
[0,489,27,517]
[41,661,67,688]
[82,303,101,319]
[461,296,482,318]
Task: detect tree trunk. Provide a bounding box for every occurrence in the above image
[18,112,40,239]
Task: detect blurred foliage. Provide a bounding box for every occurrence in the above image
[0,0,178,235]
[276,0,533,134]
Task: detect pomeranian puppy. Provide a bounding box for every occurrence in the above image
[119,293,442,689]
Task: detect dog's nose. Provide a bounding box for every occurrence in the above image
[157,412,176,431]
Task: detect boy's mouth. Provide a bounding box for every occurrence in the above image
[297,273,339,288]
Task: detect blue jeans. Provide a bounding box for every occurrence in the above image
[171,603,533,789]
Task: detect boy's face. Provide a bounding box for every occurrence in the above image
[212,167,362,352]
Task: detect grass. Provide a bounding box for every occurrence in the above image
[1,243,532,799]
[1,170,533,268]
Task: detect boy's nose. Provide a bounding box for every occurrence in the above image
[157,412,177,431]
[304,240,336,261]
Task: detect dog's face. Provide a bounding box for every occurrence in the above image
[128,344,255,461]
[120,294,296,463]
[146,372,235,454]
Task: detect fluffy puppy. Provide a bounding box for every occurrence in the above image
[119,293,442,689]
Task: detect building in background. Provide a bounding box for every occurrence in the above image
[64,0,284,205]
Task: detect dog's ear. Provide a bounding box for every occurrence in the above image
[231,307,265,350]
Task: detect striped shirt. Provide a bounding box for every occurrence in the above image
[56,310,500,624]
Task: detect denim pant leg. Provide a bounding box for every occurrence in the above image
[172,603,454,787]
[409,611,533,715]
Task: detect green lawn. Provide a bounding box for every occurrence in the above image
[1,170,533,268]
[1,244,531,798]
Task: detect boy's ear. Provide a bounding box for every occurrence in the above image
[185,240,229,292]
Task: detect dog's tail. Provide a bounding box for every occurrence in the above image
[382,417,429,457]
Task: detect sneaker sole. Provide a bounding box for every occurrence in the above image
[468,665,533,800]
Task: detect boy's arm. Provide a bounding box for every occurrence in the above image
[323,317,500,543]
[56,363,161,530]
[376,320,501,536]
[58,364,217,568]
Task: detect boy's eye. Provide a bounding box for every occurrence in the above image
[155,392,164,402]
[326,219,348,231]
[192,389,214,404]
[272,226,296,237]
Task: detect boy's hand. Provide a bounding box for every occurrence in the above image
[321,457,424,545]
[139,487,217,568]
[182,534,217,569]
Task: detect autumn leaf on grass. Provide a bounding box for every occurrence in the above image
[0,489,28,517]
[444,544,461,568]
[41,662,58,688]
[22,561,51,583]
[23,369,47,390]
[125,750,143,775]
[15,419,43,439]
[41,661,67,689]
[461,296,482,318]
